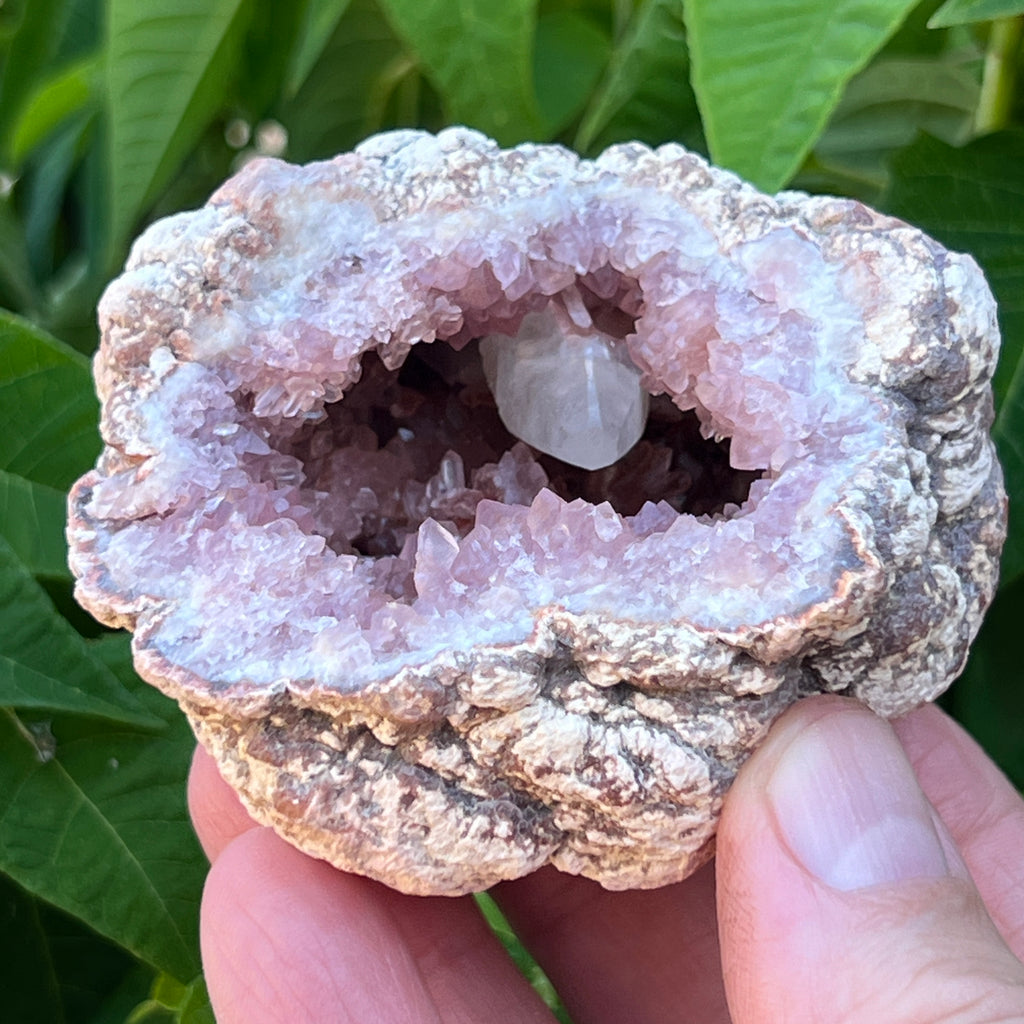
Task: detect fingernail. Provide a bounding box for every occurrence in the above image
[766,706,951,891]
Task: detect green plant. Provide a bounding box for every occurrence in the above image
[1,0,1022,1019]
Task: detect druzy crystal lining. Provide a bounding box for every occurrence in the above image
[68,129,1005,894]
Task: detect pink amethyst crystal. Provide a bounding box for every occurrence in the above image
[68,128,1005,895]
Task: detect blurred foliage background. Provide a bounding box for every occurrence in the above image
[1,0,1022,1020]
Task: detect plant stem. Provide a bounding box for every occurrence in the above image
[974,16,1023,136]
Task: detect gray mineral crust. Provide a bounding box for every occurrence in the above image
[68,128,1006,895]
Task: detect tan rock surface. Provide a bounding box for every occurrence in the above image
[69,129,1005,894]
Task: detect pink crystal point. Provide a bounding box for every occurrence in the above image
[68,128,1005,896]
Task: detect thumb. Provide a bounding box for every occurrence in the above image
[716,695,1024,1024]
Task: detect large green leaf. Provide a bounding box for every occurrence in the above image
[0,634,206,982]
[104,0,249,257]
[286,0,354,97]
[533,10,610,138]
[807,56,978,200]
[278,0,408,162]
[0,312,157,723]
[0,535,159,724]
[884,132,1024,585]
[930,0,1024,26]
[576,0,703,155]
[0,0,70,153]
[377,0,544,144]
[9,54,99,167]
[22,109,95,287]
[0,471,69,579]
[0,874,62,1024]
[0,873,140,1024]
[0,309,99,490]
[683,0,921,191]
[0,198,38,314]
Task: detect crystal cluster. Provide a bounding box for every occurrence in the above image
[68,128,1005,895]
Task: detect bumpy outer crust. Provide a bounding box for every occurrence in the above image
[68,129,1006,895]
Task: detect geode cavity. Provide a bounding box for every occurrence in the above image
[68,128,1005,895]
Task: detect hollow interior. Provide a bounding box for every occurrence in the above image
[279,280,763,561]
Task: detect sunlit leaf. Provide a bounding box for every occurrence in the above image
[377,0,544,144]
[9,55,99,166]
[0,0,70,151]
[884,131,1024,584]
[684,0,921,190]
[131,972,215,1024]
[576,0,702,154]
[0,635,205,982]
[286,0,354,97]
[105,0,248,256]
[930,0,1024,26]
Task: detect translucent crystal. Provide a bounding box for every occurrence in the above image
[479,309,649,471]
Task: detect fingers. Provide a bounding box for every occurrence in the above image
[201,829,556,1024]
[190,746,555,1024]
[494,861,731,1024]
[893,702,1024,959]
[716,695,1024,1024]
[187,745,260,862]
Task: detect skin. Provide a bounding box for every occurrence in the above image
[189,695,1024,1023]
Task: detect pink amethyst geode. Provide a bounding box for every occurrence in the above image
[68,128,1005,895]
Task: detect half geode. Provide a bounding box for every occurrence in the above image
[68,128,1005,895]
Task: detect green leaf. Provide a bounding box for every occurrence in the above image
[22,109,95,286]
[0,198,38,314]
[946,574,1024,790]
[278,0,408,162]
[0,535,160,724]
[286,0,354,97]
[533,10,610,137]
[0,874,63,1024]
[129,973,214,1024]
[683,0,921,191]
[576,0,703,154]
[104,0,249,256]
[930,0,1024,27]
[809,56,978,198]
[0,0,71,150]
[0,640,206,982]
[377,0,544,143]
[884,132,1024,584]
[9,55,99,166]
[234,2,310,122]
[0,309,99,490]
[0,472,70,578]
[0,311,158,723]
[0,873,140,1024]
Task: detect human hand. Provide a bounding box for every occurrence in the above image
[189,695,1024,1022]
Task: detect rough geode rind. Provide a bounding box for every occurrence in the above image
[68,128,1005,895]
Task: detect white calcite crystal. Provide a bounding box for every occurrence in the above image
[68,128,1005,896]
[480,307,649,470]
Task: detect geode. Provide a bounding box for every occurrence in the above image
[68,128,1005,895]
